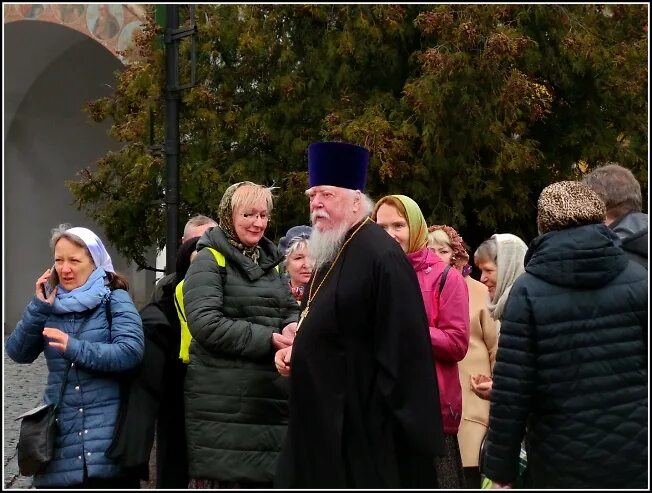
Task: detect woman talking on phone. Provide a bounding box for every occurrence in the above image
[6,224,144,489]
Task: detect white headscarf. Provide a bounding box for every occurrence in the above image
[487,233,528,322]
[65,227,115,273]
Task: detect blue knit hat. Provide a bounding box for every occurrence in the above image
[308,142,370,191]
[279,225,312,256]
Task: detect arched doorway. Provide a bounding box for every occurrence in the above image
[4,5,153,331]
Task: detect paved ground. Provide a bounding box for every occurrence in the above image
[3,338,155,489]
[3,346,47,489]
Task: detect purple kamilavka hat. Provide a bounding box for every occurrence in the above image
[308,142,370,191]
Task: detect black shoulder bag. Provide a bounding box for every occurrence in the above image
[15,364,70,476]
[105,292,156,480]
[14,305,97,476]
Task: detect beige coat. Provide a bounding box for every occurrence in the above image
[456,276,498,467]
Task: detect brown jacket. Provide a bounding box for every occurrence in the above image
[456,276,498,467]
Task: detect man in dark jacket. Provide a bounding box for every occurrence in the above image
[112,237,202,488]
[273,142,445,488]
[583,163,648,268]
[482,181,648,489]
[150,215,217,303]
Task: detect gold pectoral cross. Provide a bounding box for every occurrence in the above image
[296,307,309,332]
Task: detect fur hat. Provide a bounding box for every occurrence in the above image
[279,225,312,255]
[308,142,370,191]
[537,181,606,234]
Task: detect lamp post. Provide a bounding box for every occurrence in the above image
[164,4,180,274]
[158,5,196,275]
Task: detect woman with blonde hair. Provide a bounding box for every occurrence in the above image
[373,195,470,489]
[182,181,300,488]
[427,225,497,489]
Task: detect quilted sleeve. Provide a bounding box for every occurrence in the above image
[482,277,536,484]
[5,296,52,363]
[183,248,277,361]
[64,289,144,372]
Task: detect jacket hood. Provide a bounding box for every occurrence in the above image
[407,246,445,272]
[525,224,628,288]
[197,225,283,281]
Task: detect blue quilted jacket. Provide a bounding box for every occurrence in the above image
[482,224,648,488]
[6,289,144,488]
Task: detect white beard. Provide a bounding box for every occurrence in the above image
[309,219,351,271]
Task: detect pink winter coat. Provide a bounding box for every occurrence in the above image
[407,247,470,434]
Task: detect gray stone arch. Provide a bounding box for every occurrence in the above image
[3,19,154,331]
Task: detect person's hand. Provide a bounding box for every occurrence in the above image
[35,268,57,304]
[281,322,298,341]
[43,328,69,353]
[491,481,512,489]
[272,332,294,351]
[470,374,493,400]
[275,346,292,377]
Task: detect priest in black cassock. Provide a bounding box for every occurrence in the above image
[273,141,446,488]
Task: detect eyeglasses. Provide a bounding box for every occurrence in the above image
[240,212,270,222]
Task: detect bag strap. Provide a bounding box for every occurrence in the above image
[103,291,114,342]
[105,292,112,327]
[55,303,102,408]
[55,365,71,409]
[438,264,452,296]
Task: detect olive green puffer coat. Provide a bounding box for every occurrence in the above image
[182,226,299,482]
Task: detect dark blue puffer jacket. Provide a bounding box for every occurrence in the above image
[482,224,647,488]
[6,289,144,488]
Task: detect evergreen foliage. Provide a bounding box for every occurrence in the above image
[69,4,648,266]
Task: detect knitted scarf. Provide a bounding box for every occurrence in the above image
[51,267,110,314]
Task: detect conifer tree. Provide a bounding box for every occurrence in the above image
[70,4,648,265]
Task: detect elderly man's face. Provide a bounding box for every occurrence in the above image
[306,186,355,232]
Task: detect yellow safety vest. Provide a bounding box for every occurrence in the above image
[174,247,279,363]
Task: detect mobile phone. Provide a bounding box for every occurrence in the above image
[43,264,57,296]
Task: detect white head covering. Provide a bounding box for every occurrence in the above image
[487,233,528,322]
[65,227,115,273]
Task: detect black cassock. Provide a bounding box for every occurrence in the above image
[275,220,445,488]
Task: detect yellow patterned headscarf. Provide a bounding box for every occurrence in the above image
[373,195,428,253]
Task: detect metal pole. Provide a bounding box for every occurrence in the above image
[164,4,180,275]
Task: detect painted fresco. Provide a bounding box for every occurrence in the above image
[3,4,148,62]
